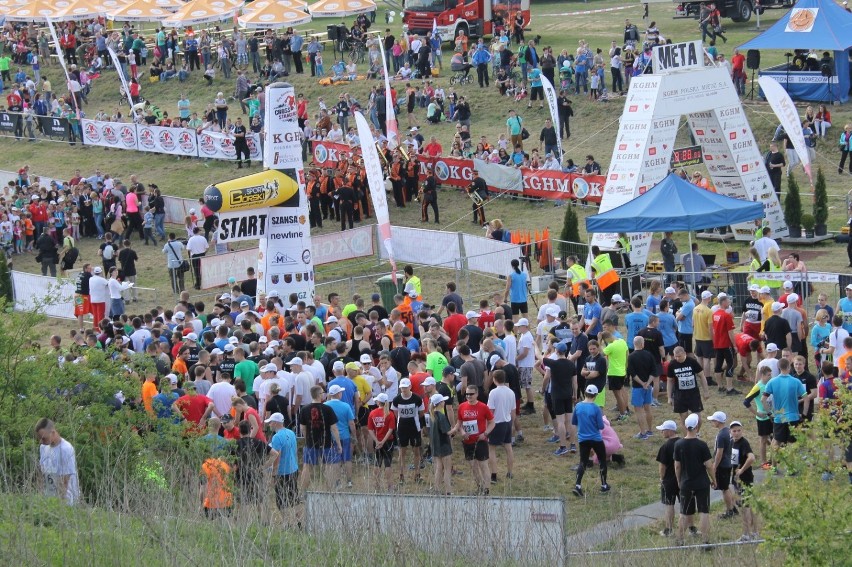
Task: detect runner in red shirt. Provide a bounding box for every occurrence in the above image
[450,385,495,494]
[174,383,215,434]
[409,367,429,399]
[442,302,467,349]
[734,332,761,382]
[366,393,397,491]
[711,295,739,396]
[478,299,495,330]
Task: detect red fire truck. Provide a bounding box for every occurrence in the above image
[403,0,531,41]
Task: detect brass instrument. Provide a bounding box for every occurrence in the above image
[468,183,484,206]
[375,141,389,168]
[417,179,426,202]
[396,142,410,161]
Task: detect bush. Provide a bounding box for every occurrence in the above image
[813,168,829,226]
[0,257,11,304]
[801,213,815,230]
[784,174,802,228]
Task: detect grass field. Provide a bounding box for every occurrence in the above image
[2,0,850,561]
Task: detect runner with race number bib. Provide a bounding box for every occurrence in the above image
[391,378,426,484]
[451,385,495,495]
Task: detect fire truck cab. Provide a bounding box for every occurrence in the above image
[403,0,531,43]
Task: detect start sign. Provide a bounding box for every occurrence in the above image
[652,40,704,75]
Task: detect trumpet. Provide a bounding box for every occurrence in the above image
[417,180,425,202]
[468,183,484,206]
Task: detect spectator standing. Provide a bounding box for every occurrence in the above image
[163,232,187,294]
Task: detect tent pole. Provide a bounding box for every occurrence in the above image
[688,230,693,294]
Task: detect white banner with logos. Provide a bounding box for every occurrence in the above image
[264,84,304,169]
[259,205,314,304]
[80,119,260,161]
[81,119,139,150]
[137,124,199,156]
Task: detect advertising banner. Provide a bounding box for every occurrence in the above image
[137,124,198,156]
[311,141,606,202]
[264,83,304,169]
[199,248,259,289]
[39,116,68,139]
[197,130,261,161]
[203,169,300,213]
[81,119,139,149]
[216,209,271,243]
[260,204,314,304]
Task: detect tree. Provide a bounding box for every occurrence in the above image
[813,167,829,233]
[558,205,581,268]
[0,256,12,304]
[783,174,802,231]
[751,387,852,566]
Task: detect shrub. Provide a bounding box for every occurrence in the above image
[783,174,802,228]
[813,168,829,226]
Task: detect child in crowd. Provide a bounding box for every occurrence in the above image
[315,53,325,77]
[143,206,155,245]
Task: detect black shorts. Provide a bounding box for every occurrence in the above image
[397,424,422,448]
[680,487,710,515]
[773,421,796,444]
[679,333,693,354]
[673,394,703,415]
[463,440,489,461]
[714,348,734,374]
[511,301,528,315]
[357,405,369,428]
[552,397,573,416]
[607,375,626,391]
[661,481,680,506]
[664,345,675,357]
[756,418,773,437]
[488,421,512,446]
[714,467,732,491]
[695,340,714,359]
[544,391,555,419]
[531,85,544,100]
[375,442,396,467]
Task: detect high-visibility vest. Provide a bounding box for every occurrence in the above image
[748,259,766,288]
[765,260,782,288]
[568,264,590,296]
[592,253,618,290]
[617,236,631,254]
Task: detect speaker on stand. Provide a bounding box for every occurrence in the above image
[746,49,760,100]
[821,62,838,106]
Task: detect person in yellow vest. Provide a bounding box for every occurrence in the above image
[764,248,782,295]
[752,219,768,241]
[616,233,632,268]
[747,247,766,289]
[591,246,619,306]
[403,264,422,300]
[565,255,590,315]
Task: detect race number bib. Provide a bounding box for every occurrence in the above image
[731,447,740,466]
[398,404,416,419]
[462,420,479,435]
[678,374,696,390]
[424,413,431,428]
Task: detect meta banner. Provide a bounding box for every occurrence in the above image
[310,141,606,202]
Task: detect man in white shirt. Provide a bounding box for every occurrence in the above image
[162,233,186,293]
[503,321,518,366]
[254,363,287,418]
[304,351,326,385]
[515,318,536,415]
[36,418,80,505]
[487,361,516,482]
[88,266,109,325]
[289,357,315,424]
[377,352,399,398]
[207,372,237,418]
[326,123,344,143]
[536,306,559,349]
[186,227,209,290]
[756,343,781,378]
[753,227,780,263]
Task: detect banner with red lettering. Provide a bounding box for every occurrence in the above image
[310,141,605,202]
[82,119,139,150]
[137,124,199,156]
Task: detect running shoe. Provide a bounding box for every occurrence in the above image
[547,435,560,443]
[506,472,513,479]
[644,431,653,437]
[600,484,611,493]
[542,425,553,432]
[633,432,648,439]
[554,446,569,456]
[726,388,742,396]
[569,444,577,453]
[516,432,526,442]
[659,528,672,537]
[736,534,751,543]
[761,462,772,470]
[572,485,584,497]
[650,399,661,407]
[689,526,699,536]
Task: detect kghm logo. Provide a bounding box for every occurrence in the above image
[314,144,328,163]
[572,178,590,199]
[434,161,450,181]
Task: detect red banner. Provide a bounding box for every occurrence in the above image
[310,141,605,203]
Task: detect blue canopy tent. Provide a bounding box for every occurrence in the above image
[738,0,852,103]
[586,173,765,234]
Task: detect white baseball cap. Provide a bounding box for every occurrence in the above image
[264,412,285,424]
[93,266,102,274]
[466,310,480,319]
[787,293,799,304]
[708,411,727,423]
[782,280,793,289]
[185,333,198,342]
[656,420,678,432]
[748,284,760,292]
[846,284,852,291]
[423,377,437,386]
[759,286,771,294]
[290,357,303,366]
[210,318,222,327]
[611,294,624,303]
[517,318,529,327]
[333,360,345,371]
[685,413,700,429]
[228,336,239,344]
[771,302,784,312]
[210,348,223,355]
[373,393,389,404]
[269,340,280,348]
[399,378,412,388]
[240,301,249,307]
[262,363,278,373]
[585,384,599,396]
[717,292,728,300]
[664,287,676,294]
[224,344,235,352]
[701,290,713,300]
[360,354,373,364]
[268,290,280,297]
[327,316,338,323]
[259,336,268,343]
[263,347,274,356]
[766,343,779,352]
[174,311,186,320]
[167,373,178,385]
[328,384,344,396]
[430,393,449,406]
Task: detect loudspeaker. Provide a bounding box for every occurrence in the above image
[327,25,339,41]
[821,63,833,78]
[746,49,760,70]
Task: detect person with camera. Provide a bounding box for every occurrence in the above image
[163,232,187,294]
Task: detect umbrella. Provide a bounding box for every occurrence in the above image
[307,0,375,18]
[108,0,181,20]
[241,0,305,11]
[54,0,129,20]
[162,0,240,27]
[3,0,74,21]
[238,1,311,29]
